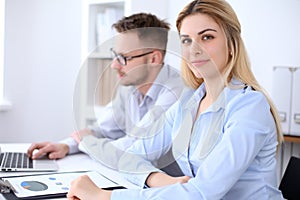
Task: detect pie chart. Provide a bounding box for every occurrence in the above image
[21,181,48,191]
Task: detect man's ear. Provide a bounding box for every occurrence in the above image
[150,50,163,64]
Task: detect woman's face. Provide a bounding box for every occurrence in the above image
[179,13,229,80]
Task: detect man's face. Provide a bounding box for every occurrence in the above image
[111,32,154,87]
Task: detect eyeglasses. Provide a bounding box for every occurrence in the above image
[110,48,154,66]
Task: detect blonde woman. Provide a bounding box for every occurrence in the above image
[67,0,284,199]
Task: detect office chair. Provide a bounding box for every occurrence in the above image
[279,156,300,200]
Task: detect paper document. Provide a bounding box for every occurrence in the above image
[2,171,122,199]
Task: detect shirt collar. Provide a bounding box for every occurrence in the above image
[189,78,246,113]
[131,64,171,106]
[134,64,170,102]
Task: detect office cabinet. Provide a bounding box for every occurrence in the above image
[290,68,300,135]
[75,0,125,129]
[272,67,293,134]
[272,66,300,136]
[273,67,300,183]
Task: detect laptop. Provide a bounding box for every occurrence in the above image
[0,147,58,172]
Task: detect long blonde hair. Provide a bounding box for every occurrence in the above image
[176,0,283,147]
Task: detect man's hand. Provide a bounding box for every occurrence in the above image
[146,172,191,187]
[27,142,69,160]
[67,175,111,200]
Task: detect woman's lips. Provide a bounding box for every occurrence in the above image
[191,59,209,67]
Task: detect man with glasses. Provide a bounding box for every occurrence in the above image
[27,13,184,175]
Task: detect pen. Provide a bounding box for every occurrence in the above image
[0,179,16,194]
[0,179,10,194]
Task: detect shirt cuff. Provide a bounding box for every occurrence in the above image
[59,137,79,154]
[121,169,163,188]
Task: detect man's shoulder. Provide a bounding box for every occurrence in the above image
[163,64,181,77]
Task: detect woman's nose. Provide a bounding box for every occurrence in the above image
[190,41,203,55]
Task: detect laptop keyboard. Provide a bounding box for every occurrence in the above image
[0,152,33,169]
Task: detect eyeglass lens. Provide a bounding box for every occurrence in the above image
[111,49,126,65]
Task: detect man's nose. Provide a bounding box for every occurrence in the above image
[111,58,122,69]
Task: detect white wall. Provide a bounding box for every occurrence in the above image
[125,0,168,19]
[0,0,82,142]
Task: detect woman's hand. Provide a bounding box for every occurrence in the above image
[67,175,112,200]
[146,172,191,187]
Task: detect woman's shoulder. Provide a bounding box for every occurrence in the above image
[224,84,269,112]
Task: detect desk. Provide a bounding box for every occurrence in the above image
[284,135,300,143]
[0,143,138,200]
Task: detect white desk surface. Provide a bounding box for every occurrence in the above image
[0,143,138,200]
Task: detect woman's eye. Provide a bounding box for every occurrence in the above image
[181,38,192,45]
[202,35,214,41]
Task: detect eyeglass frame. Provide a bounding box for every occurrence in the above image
[110,48,154,66]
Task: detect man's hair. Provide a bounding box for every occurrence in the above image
[112,13,170,32]
[112,13,170,53]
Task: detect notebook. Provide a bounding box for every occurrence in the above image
[0,147,58,172]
